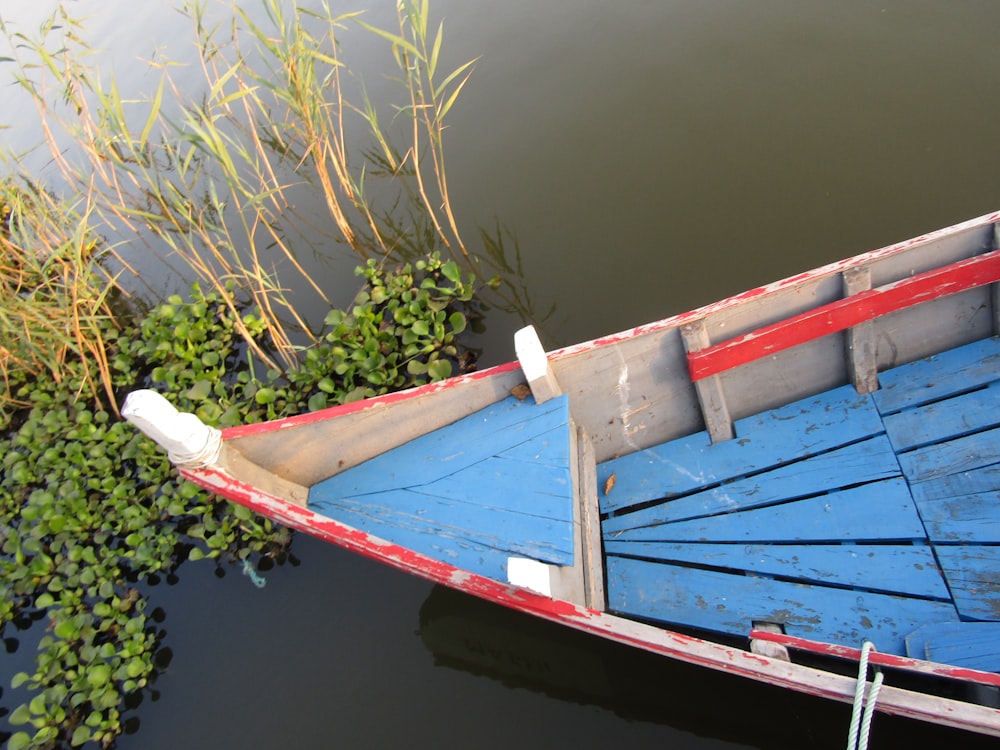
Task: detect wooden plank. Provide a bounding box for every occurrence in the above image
[912,462,1000,501]
[913,489,1000,544]
[843,266,879,394]
[687,250,1000,382]
[680,320,734,443]
[602,435,900,535]
[605,555,960,656]
[313,487,574,572]
[882,382,1000,452]
[909,623,1000,672]
[897,426,1000,484]
[313,395,569,498]
[308,393,578,584]
[576,427,606,610]
[599,385,883,514]
[606,478,926,543]
[309,496,534,583]
[872,336,1000,415]
[750,629,1000,688]
[417,455,573,522]
[602,541,949,599]
[934,546,1000,621]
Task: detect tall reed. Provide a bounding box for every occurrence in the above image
[1,0,481,380]
[0,175,118,418]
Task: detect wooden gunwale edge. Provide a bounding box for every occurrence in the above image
[181,463,1000,738]
[222,211,1000,442]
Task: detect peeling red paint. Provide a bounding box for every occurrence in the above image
[179,462,1000,736]
[173,210,1000,738]
[749,629,1000,688]
[688,248,1000,381]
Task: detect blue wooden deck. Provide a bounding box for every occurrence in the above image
[600,337,1000,667]
[309,394,576,584]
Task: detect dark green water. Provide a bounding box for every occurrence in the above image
[3,1,1000,747]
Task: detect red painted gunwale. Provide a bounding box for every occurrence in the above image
[749,629,1000,688]
[180,461,1000,735]
[184,210,1000,736]
[220,210,1000,441]
[688,248,1000,382]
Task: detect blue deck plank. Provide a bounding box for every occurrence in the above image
[607,478,925,544]
[316,395,570,498]
[905,623,1000,671]
[601,541,949,599]
[601,336,1000,654]
[913,489,1000,544]
[882,382,1000,453]
[896,427,1000,484]
[599,385,885,515]
[606,556,959,656]
[309,395,576,583]
[933,546,1000,621]
[910,462,1000,543]
[602,436,900,535]
[872,336,1000,415]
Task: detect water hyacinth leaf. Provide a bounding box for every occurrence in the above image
[12,671,31,689]
[9,703,31,725]
[307,392,328,412]
[427,358,451,380]
[71,725,92,747]
[448,311,466,334]
[254,387,277,404]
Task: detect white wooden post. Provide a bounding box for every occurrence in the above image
[122,389,222,468]
[514,325,562,404]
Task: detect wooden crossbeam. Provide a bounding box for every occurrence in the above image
[688,249,1000,382]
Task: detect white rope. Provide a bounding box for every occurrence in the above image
[847,641,883,750]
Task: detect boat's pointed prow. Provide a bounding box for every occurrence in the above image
[122,389,222,468]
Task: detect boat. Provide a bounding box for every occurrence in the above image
[123,210,1000,738]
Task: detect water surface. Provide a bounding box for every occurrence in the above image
[3,1,1000,747]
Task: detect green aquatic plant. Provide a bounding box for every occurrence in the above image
[1,0,483,371]
[0,177,119,418]
[1,257,478,749]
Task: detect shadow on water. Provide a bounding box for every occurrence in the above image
[418,585,999,750]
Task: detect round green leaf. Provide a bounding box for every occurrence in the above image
[86,663,112,688]
[254,387,277,405]
[71,725,92,747]
[427,359,452,381]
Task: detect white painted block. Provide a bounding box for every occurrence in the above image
[507,557,553,597]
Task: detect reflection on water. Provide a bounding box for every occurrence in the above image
[418,585,998,749]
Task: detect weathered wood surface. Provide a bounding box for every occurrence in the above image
[877,337,1000,626]
[598,384,884,515]
[686,249,1000,382]
[223,215,997,488]
[602,541,948,599]
[843,266,879,394]
[602,436,900,534]
[753,628,1000,688]
[603,336,1000,662]
[606,556,958,657]
[680,320,734,443]
[179,212,1000,735]
[906,623,1000,672]
[309,395,576,583]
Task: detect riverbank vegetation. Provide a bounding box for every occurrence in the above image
[1,1,496,747]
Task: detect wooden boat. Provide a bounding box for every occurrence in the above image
[124,210,1000,737]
